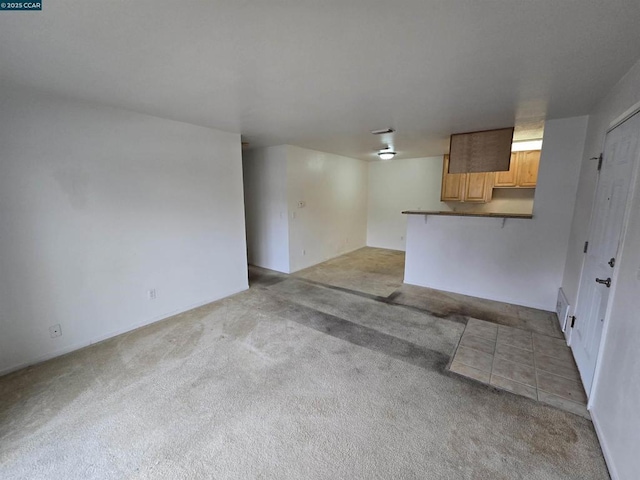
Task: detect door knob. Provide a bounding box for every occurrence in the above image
[608,258,616,268]
[595,277,611,288]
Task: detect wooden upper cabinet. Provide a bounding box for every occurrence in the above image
[464,172,493,203]
[494,153,518,187]
[493,150,540,188]
[441,155,493,203]
[516,150,540,187]
[441,155,465,201]
[441,150,539,203]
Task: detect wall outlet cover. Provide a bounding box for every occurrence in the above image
[49,324,62,338]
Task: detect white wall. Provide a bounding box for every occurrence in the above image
[286,145,368,272]
[0,88,248,375]
[367,156,445,251]
[243,146,290,273]
[562,59,640,308]
[404,116,588,310]
[243,145,368,273]
[367,156,536,251]
[561,57,640,480]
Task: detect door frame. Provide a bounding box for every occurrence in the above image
[580,104,640,408]
[565,157,601,348]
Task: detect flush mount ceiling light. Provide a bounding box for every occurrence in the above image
[378,147,396,160]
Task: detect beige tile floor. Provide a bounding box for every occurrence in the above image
[450,318,590,418]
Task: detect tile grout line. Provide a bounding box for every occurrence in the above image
[447,323,467,374]
[537,387,588,408]
[490,373,537,400]
[488,327,499,385]
[453,324,496,377]
[494,337,534,370]
[535,364,582,383]
[532,333,540,401]
[536,370,588,405]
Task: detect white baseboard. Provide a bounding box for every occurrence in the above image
[590,409,619,480]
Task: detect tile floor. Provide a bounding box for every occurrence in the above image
[450,318,590,418]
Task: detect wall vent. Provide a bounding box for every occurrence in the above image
[556,288,571,332]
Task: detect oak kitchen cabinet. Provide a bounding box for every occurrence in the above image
[494,150,540,188]
[441,155,494,203]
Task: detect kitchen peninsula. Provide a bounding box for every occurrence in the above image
[400,117,587,311]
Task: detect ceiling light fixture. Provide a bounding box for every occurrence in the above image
[371,128,395,135]
[378,147,396,160]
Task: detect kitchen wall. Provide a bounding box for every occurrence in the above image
[0,88,248,375]
[561,57,640,480]
[404,116,588,310]
[366,156,535,251]
[243,146,290,273]
[448,189,535,215]
[243,145,368,273]
[367,156,445,251]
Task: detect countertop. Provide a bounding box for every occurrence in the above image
[401,210,533,219]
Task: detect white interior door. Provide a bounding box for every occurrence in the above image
[572,112,640,396]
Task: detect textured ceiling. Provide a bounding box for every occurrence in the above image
[1,0,639,160]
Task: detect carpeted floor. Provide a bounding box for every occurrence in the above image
[293,247,405,297]
[292,247,562,338]
[0,263,609,479]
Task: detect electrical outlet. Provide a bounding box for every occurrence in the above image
[400,235,404,241]
[302,249,306,256]
[148,288,157,300]
[49,324,62,338]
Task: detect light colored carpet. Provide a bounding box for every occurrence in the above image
[290,247,562,338]
[0,267,608,479]
[293,247,405,297]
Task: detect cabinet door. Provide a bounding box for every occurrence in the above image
[441,155,465,201]
[464,172,493,203]
[494,153,518,187]
[516,150,540,187]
